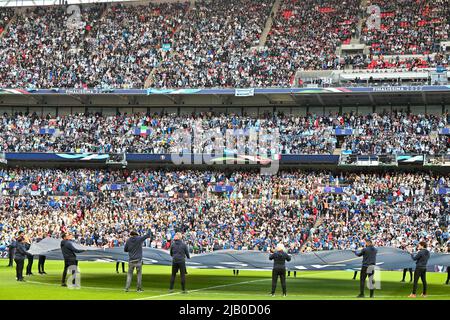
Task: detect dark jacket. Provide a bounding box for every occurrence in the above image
[15,242,32,260]
[124,230,152,261]
[8,240,16,250]
[170,239,190,263]
[269,251,291,269]
[61,239,84,261]
[355,246,377,266]
[411,249,430,269]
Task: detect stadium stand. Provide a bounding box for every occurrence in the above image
[0,0,448,89]
[361,0,449,56]
[0,111,448,155]
[0,169,448,253]
[0,1,448,264]
[150,0,274,88]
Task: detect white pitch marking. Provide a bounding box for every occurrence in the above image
[134,278,271,300]
[134,271,332,300]
[25,280,132,292]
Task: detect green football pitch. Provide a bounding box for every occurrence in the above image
[1,259,449,300]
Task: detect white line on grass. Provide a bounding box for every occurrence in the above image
[134,278,271,300]
[25,280,137,292]
[135,271,334,300]
[20,280,450,299]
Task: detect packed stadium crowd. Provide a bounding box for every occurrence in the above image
[361,0,449,56]
[151,0,274,88]
[0,169,449,254]
[0,111,448,155]
[0,3,188,89]
[344,53,449,70]
[0,7,13,35]
[0,5,103,89]
[0,0,448,89]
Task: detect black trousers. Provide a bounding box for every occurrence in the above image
[26,256,34,275]
[15,258,24,280]
[287,271,297,277]
[271,268,287,295]
[62,260,78,285]
[38,256,46,273]
[8,248,15,267]
[170,262,186,291]
[402,268,413,281]
[360,266,375,296]
[412,268,427,295]
[233,269,239,275]
[116,262,125,272]
[353,271,358,279]
[446,266,449,285]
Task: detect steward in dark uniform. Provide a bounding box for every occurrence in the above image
[14,237,33,281]
[409,241,430,297]
[354,239,377,298]
[269,244,291,296]
[60,232,85,286]
[169,233,190,293]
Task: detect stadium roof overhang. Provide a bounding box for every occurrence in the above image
[0,86,449,108]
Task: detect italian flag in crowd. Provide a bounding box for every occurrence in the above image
[133,126,152,136]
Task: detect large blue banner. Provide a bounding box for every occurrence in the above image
[440,128,450,135]
[281,155,340,164]
[5,153,109,161]
[213,185,234,193]
[1,153,429,166]
[29,238,450,272]
[438,187,450,195]
[335,128,353,135]
[323,186,347,193]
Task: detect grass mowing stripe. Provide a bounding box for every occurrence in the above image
[1,261,448,300]
[135,278,271,300]
[25,280,158,292]
[187,291,450,298]
[135,271,334,300]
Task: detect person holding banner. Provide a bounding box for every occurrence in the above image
[269,244,291,297]
[124,229,152,292]
[408,241,430,298]
[14,236,33,282]
[353,239,377,298]
[169,232,190,293]
[60,232,85,287]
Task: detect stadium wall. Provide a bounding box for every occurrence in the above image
[1,153,440,172]
[0,105,446,118]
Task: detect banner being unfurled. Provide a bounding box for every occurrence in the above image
[29,238,450,272]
